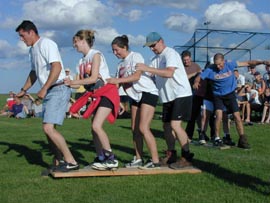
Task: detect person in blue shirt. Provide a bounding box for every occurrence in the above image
[194,53,264,149]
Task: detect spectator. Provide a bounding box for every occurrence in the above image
[260,88,270,124]
[8,96,29,119]
[0,91,16,116]
[264,71,270,88]
[32,98,43,118]
[181,50,203,141]
[240,83,262,124]
[21,94,33,116]
[252,71,266,101]
[244,65,256,83]
[262,64,270,81]
[65,68,73,80]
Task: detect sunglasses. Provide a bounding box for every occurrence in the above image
[149,40,160,48]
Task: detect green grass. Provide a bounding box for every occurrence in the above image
[0,94,270,203]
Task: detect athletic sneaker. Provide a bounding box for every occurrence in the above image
[238,135,250,149]
[169,157,192,170]
[125,156,143,168]
[181,150,194,162]
[84,157,103,169]
[199,132,207,145]
[160,150,177,165]
[214,137,224,147]
[223,136,235,146]
[52,161,79,172]
[91,158,118,171]
[138,161,161,170]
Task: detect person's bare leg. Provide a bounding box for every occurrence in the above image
[43,123,77,164]
[91,107,112,151]
[139,104,159,163]
[131,105,143,160]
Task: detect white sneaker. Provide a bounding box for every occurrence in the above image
[138,161,161,170]
[199,139,206,145]
[125,156,143,168]
[91,159,118,171]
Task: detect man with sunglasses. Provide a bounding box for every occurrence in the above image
[136,32,194,169]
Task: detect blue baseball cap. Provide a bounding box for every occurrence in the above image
[144,32,162,47]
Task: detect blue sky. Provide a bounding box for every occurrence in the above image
[0,0,270,93]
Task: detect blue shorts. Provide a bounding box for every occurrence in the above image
[43,85,71,125]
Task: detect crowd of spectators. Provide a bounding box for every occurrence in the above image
[235,64,270,124]
[0,92,43,119]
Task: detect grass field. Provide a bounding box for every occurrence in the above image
[0,94,270,203]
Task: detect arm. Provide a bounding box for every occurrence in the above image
[192,74,201,90]
[107,70,142,85]
[135,63,175,78]
[236,60,264,67]
[17,70,37,97]
[36,61,62,99]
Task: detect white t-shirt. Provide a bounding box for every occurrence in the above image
[246,89,261,105]
[32,103,43,113]
[149,47,192,103]
[30,37,66,87]
[116,51,158,102]
[76,49,110,82]
[236,74,245,87]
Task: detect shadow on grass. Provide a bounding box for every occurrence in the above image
[0,141,48,168]
[193,159,270,196]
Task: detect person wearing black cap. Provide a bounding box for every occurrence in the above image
[136,32,194,169]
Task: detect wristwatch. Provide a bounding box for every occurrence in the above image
[21,88,27,93]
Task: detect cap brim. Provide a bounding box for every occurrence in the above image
[143,41,157,47]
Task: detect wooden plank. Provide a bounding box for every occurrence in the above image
[191,141,231,150]
[50,166,202,178]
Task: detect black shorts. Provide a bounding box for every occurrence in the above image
[120,95,130,103]
[131,92,158,108]
[162,96,192,122]
[213,91,239,113]
[98,96,114,110]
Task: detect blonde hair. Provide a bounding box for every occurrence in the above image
[73,29,96,47]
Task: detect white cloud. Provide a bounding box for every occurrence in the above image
[127,9,143,22]
[260,13,270,29]
[165,14,198,33]
[0,40,28,59]
[93,27,145,46]
[22,0,111,29]
[205,1,262,30]
[109,0,200,9]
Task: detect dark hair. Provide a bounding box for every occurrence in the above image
[15,20,38,35]
[213,53,224,61]
[111,35,129,50]
[181,50,191,58]
[73,30,95,48]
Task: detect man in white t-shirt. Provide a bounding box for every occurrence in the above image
[136,32,194,169]
[16,20,78,173]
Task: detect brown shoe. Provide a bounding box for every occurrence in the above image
[169,157,192,170]
[160,150,177,165]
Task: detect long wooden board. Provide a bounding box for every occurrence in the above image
[50,166,201,178]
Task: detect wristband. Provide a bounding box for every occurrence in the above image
[21,88,27,93]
